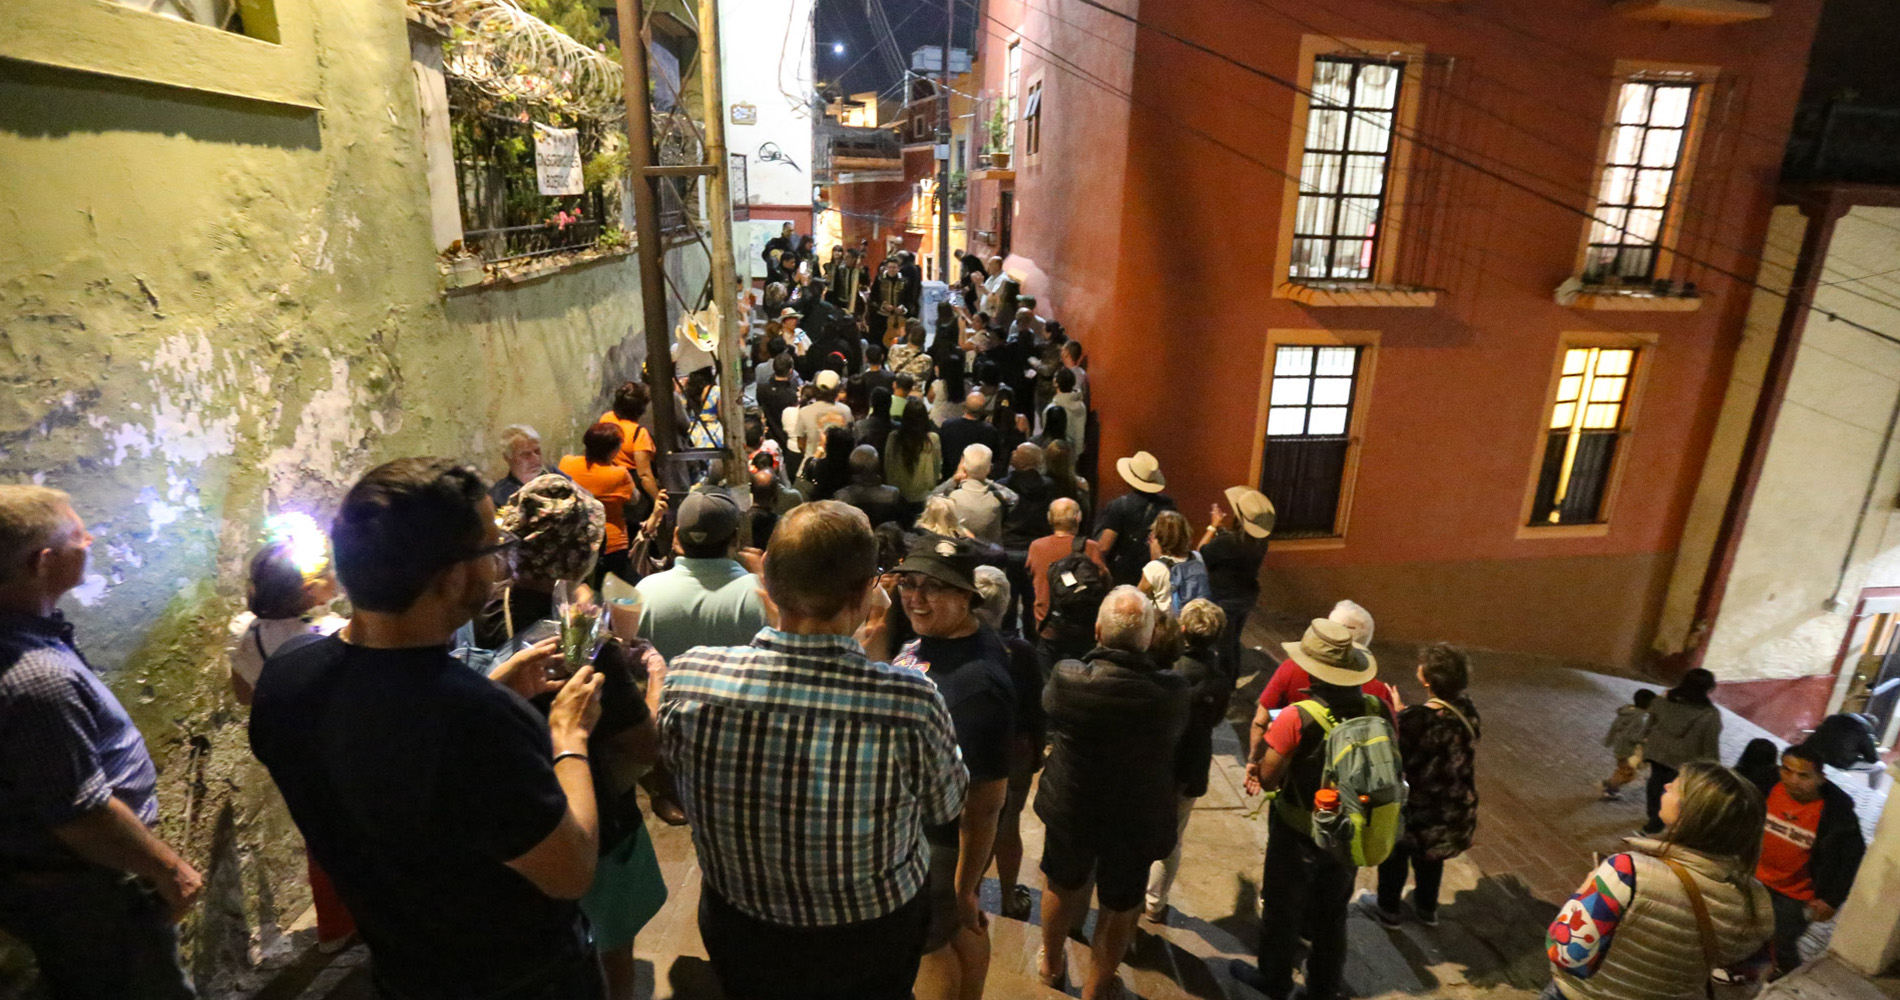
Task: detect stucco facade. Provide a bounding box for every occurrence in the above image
[971,0,1823,671]
[1662,198,1900,738]
[0,0,703,989]
[719,0,814,227]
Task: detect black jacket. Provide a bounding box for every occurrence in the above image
[1034,645,1190,860]
[997,469,1053,551]
[1808,780,1866,908]
[1170,641,1229,798]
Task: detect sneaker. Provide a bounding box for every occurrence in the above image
[1415,907,1439,927]
[1357,895,1403,929]
[1599,781,1621,801]
[1037,946,1067,991]
[316,932,356,955]
[1000,884,1032,921]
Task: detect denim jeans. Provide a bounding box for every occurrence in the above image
[0,863,194,1000]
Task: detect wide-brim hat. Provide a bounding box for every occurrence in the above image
[896,535,983,605]
[778,307,802,320]
[1224,486,1277,539]
[1282,617,1376,687]
[1116,451,1167,494]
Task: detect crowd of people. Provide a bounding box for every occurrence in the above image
[0,240,1876,1000]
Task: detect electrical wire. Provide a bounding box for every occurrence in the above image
[934,0,1900,345]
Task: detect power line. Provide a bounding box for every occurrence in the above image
[1015,0,1900,346]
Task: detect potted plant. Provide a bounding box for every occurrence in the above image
[986,105,1010,169]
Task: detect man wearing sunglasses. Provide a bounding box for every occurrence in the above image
[251,458,609,1000]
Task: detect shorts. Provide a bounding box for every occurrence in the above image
[1040,830,1150,913]
[921,838,962,953]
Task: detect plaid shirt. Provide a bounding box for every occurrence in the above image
[659,628,967,927]
[0,612,158,868]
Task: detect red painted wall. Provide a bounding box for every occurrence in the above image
[991,0,1823,666]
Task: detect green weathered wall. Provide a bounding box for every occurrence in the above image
[0,1,703,993]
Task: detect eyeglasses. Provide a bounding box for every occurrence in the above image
[465,529,521,572]
[896,575,955,599]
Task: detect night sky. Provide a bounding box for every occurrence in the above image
[814,0,977,100]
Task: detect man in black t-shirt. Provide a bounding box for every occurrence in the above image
[1096,451,1175,586]
[892,537,1014,1000]
[251,458,608,1000]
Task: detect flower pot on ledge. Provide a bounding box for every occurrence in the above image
[987,150,1011,169]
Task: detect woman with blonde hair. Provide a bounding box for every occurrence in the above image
[1543,762,1773,1000]
[1139,510,1210,615]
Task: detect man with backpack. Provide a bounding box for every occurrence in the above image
[1027,498,1108,659]
[1096,451,1175,587]
[1232,618,1404,1000]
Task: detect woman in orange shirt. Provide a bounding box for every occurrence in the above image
[599,382,663,521]
[560,422,637,587]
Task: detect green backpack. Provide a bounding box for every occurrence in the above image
[1274,696,1407,867]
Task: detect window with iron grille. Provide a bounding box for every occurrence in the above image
[1290,57,1404,283]
[1259,345,1364,537]
[1583,81,1697,283]
[1530,347,1636,525]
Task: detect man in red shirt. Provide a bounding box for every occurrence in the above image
[1756,743,1864,977]
[1231,619,1393,1000]
[1256,599,1399,715]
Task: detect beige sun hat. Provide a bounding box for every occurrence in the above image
[1282,618,1377,687]
[1224,486,1276,539]
[1116,451,1167,494]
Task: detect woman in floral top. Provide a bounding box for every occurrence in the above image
[1372,643,1480,927]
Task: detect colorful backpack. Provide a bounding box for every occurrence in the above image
[1275,696,1407,866]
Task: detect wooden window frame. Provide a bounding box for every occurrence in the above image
[1250,328,1382,550]
[1572,61,1719,285]
[1272,36,1426,297]
[1516,331,1658,540]
[4,0,318,109]
[1023,79,1043,158]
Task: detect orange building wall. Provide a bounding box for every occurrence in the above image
[989,0,1822,667]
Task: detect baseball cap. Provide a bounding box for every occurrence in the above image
[676,490,740,547]
[814,369,842,390]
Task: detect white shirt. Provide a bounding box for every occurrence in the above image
[228,612,346,685]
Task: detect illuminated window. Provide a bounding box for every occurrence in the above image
[1023,82,1043,156]
[1531,347,1636,525]
[1260,345,1364,537]
[1290,57,1403,282]
[1583,81,1696,283]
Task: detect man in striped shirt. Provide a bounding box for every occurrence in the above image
[659,501,968,1000]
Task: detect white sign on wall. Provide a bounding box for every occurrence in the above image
[533,123,584,196]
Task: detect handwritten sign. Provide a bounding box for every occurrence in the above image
[533,123,584,196]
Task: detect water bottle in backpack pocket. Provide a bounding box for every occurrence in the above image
[1280,697,1407,866]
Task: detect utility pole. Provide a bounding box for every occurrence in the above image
[696,0,746,487]
[616,0,678,456]
[936,1,954,283]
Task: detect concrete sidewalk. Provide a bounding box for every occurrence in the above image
[247,610,1890,1000]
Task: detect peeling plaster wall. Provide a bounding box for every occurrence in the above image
[0,2,702,991]
[1700,207,1900,683]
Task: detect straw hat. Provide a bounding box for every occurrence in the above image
[1282,618,1377,687]
[1224,486,1277,539]
[1116,451,1167,494]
